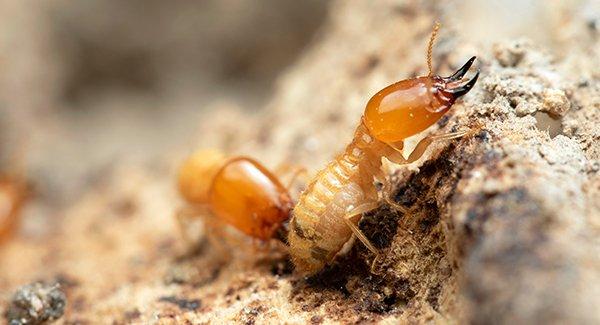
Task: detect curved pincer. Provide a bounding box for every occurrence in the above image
[445,56,477,82]
[445,69,479,98]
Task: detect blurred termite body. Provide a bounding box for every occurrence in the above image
[288,24,480,274]
[177,149,293,246]
[0,175,27,243]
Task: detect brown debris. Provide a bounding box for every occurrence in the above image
[5,282,66,325]
[158,296,202,312]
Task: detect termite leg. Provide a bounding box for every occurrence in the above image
[370,253,383,275]
[383,141,406,165]
[405,129,477,163]
[343,202,387,275]
[202,214,233,259]
[274,162,301,176]
[175,205,204,248]
[382,185,408,213]
[387,128,478,165]
[342,202,380,255]
[379,129,478,211]
[374,167,408,213]
[275,163,308,190]
[284,167,308,190]
[175,206,231,259]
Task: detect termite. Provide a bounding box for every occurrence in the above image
[176,149,301,249]
[288,23,480,274]
[0,175,28,244]
[0,144,29,244]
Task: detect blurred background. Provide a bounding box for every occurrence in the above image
[0,0,595,230]
[0,0,328,209]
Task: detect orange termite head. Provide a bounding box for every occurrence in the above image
[177,149,227,204]
[363,56,479,143]
[208,157,293,241]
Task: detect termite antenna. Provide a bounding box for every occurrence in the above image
[427,21,441,77]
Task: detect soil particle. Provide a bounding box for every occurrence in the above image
[484,40,569,119]
[238,304,265,325]
[164,243,224,287]
[110,197,138,218]
[309,314,324,324]
[122,309,141,322]
[269,256,295,277]
[541,88,571,117]
[359,206,401,249]
[492,40,528,67]
[5,282,66,325]
[157,296,202,311]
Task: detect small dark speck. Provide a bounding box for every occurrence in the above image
[409,68,421,78]
[437,115,450,128]
[244,307,262,316]
[270,258,294,276]
[354,55,380,77]
[123,309,141,321]
[587,18,599,32]
[326,111,341,123]
[310,315,324,324]
[6,281,66,325]
[475,129,490,142]
[158,296,201,311]
[360,55,380,74]
[111,198,137,218]
[577,79,590,88]
[257,126,272,145]
[393,4,416,18]
[54,273,80,289]
[466,208,480,224]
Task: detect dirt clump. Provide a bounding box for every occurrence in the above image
[5,282,66,325]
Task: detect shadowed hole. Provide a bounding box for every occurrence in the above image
[534,112,563,138]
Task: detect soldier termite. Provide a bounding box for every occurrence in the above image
[288,22,480,274]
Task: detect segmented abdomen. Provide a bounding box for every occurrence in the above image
[288,155,360,273]
[288,123,377,274]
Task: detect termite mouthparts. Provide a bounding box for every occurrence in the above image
[441,56,479,96]
[363,56,479,143]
